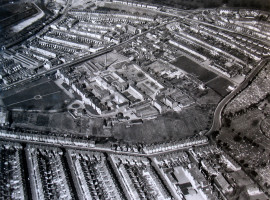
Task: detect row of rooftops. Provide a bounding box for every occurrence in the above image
[216,8,270,18]
[143,136,209,154]
[69,9,155,22]
[0,129,96,148]
[111,0,158,10]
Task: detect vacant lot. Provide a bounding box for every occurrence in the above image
[1,77,48,98]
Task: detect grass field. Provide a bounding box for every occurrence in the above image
[12,111,108,136]
[171,56,217,82]
[3,79,70,111]
[112,106,211,144]
[1,77,49,98]
[171,56,234,97]
[206,77,234,97]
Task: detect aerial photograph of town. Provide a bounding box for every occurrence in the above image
[0,0,270,199]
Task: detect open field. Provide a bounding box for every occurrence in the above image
[1,77,48,98]
[2,80,70,111]
[171,56,234,97]
[113,106,212,143]
[0,3,38,29]
[10,103,213,142]
[206,77,234,97]
[171,56,217,82]
[11,111,108,137]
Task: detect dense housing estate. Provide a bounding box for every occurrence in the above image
[0,0,270,199]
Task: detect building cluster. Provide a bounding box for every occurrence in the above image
[201,9,270,41]
[7,7,158,72]
[152,144,267,200]
[0,142,25,200]
[189,144,267,199]
[56,50,201,120]
[0,138,268,199]
[112,7,270,82]
[0,129,95,148]
[0,2,166,88]
[143,136,208,154]
[26,145,74,200]
[0,54,35,85]
[1,2,270,93]
[0,1,62,78]
[118,27,178,64]
[111,142,140,153]
[109,0,159,10]
[197,23,267,61]
[187,9,270,67]
[1,1,270,199]
[169,24,244,77]
[110,135,209,155]
[167,19,268,78]
[67,150,123,199]
[109,154,172,200]
[153,151,219,200]
[108,0,211,10]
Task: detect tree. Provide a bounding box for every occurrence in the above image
[233,135,242,142]
[224,117,231,127]
[251,170,258,177]
[212,131,219,139]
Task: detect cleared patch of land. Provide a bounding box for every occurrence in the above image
[113,106,212,144]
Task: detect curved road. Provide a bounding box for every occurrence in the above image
[206,57,270,135]
[2,6,270,153]
[0,133,207,157]
[1,59,269,157]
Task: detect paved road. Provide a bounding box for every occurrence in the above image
[2,18,180,90]
[2,48,112,90]
[2,60,268,157]
[2,7,270,153]
[183,10,270,46]
[206,57,270,135]
[0,134,207,157]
